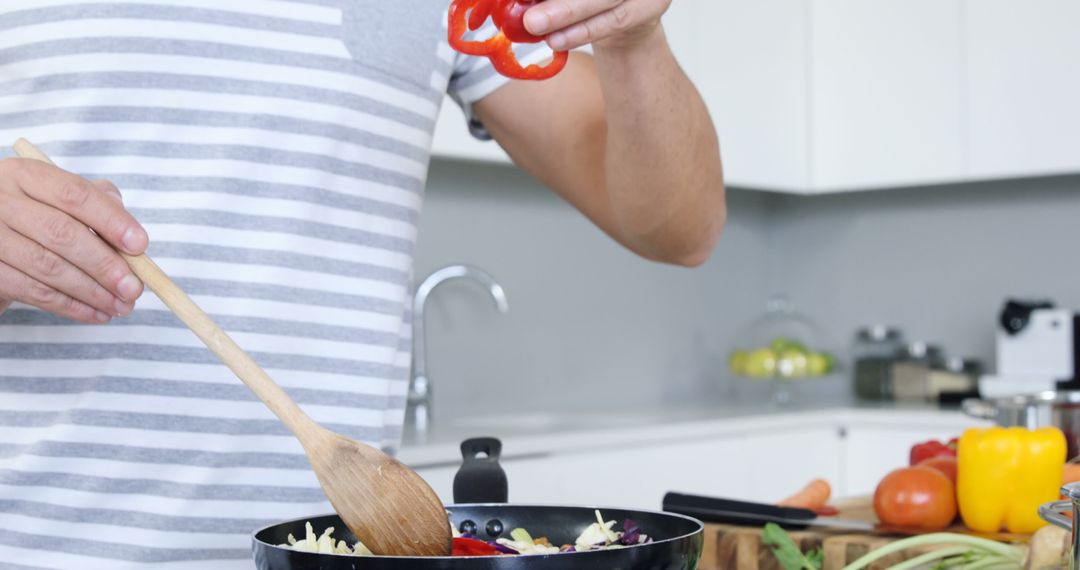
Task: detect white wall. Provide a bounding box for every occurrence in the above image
[768,175,1080,366]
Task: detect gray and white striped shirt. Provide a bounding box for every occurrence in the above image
[0,1,545,568]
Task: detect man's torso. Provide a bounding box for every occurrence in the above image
[0,2,470,567]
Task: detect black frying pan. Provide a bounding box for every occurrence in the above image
[253,506,703,569]
[251,438,704,569]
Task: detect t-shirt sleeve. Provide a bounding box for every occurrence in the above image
[445,21,557,140]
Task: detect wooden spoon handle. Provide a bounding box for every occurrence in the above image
[13,139,318,438]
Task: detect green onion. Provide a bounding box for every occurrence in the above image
[842,533,1024,570]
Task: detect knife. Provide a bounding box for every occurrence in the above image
[662,492,875,532]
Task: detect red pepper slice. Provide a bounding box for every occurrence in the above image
[448,0,504,56]
[452,536,501,557]
[448,0,569,81]
[909,439,958,466]
[489,42,569,81]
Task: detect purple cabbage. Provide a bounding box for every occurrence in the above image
[617,519,641,546]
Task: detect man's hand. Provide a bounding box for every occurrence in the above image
[523,0,671,51]
[0,158,147,323]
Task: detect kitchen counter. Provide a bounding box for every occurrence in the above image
[398,402,982,469]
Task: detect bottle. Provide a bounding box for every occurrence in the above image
[890,342,946,402]
[852,326,905,400]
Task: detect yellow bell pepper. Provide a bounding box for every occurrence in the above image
[957,426,1066,534]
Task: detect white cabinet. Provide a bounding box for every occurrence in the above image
[503,438,748,509]
[430,1,1080,193]
[409,410,985,510]
[740,427,843,502]
[417,438,749,510]
[965,0,1080,179]
[416,425,844,508]
[841,424,961,497]
[809,0,965,190]
[671,0,811,192]
[678,0,967,193]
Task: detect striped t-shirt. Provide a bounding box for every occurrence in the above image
[0,2,548,568]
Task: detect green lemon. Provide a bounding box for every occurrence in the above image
[777,349,810,378]
[744,348,777,379]
[771,337,806,354]
[807,352,829,376]
[728,350,749,375]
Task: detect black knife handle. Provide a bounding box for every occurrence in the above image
[662,492,817,529]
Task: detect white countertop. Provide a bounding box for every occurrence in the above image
[397,403,982,468]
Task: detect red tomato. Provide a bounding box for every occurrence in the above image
[917,456,958,487]
[873,466,957,531]
[492,0,546,44]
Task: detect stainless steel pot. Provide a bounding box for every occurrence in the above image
[964,391,1080,459]
[1039,483,1080,569]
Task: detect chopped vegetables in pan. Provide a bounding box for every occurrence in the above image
[280,510,652,557]
[282,522,373,556]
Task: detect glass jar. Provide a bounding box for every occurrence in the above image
[728,296,840,405]
[852,325,905,400]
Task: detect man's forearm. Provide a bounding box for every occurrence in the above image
[593,26,725,266]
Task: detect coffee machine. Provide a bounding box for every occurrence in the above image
[979,299,1080,397]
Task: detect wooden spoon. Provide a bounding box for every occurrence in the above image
[13,139,452,557]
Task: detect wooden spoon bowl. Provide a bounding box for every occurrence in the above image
[13,139,452,557]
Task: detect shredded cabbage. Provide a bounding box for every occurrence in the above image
[573,510,622,551]
[279,522,373,556]
[280,510,651,557]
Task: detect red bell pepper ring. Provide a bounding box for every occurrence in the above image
[448,0,569,81]
[452,536,502,556]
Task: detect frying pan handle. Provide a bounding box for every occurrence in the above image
[662,492,817,528]
[453,437,508,504]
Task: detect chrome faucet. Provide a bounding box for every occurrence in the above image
[408,265,509,443]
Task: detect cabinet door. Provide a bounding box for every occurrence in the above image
[966,0,1080,178]
[685,0,812,192]
[740,427,843,503]
[841,425,961,497]
[418,438,748,510]
[501,439,748,510]
[810,0,965,191]
[431,97,513,164]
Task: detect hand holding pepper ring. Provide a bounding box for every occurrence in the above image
[448,0,569,81]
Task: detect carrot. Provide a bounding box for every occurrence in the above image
[778,478,832,510]
[1064,463,1080,485]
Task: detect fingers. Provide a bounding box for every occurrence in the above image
[0,193,141,316]
[13,159,148,256]
[524,0,625,37]
[0,260,109,324]
[0,223,123,318]
[525,0,667,51]
[91,179,124,205]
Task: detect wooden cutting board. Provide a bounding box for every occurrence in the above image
[696,498,1027,570]
[699,523,951,570]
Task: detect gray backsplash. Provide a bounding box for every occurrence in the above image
[416,158,1080,420]
[768,174,1080,370]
